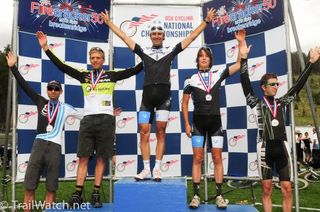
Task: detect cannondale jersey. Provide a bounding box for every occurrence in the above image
[45,50,143,116]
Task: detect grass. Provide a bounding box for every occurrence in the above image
[1,172,320,211]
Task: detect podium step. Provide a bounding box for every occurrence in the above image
[114,177,187,212]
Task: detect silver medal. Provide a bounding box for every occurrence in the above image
[271,119,279,127]
[46,124,53,132]
[206,94,212,101]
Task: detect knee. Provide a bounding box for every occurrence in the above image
[263,185,273,197]
[78,157,89,164]
[140,126,150,136]
[281,184,292,197]
[193,154,204,164]
[212,154,222,165]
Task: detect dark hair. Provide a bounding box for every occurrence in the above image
[196,47,213,69]
[260,73,278,90]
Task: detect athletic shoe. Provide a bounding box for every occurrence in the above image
[134,169,151,181]
[152,168,162,182]
[189,195,200,209]
[91,191,103,208]
[67,191,83,209]
[216,195,229,209]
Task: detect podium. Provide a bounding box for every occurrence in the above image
[114,177,187,212]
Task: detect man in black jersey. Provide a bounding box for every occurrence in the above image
[102,8,216,181]
[7,52,82,211]
[240,43,320,212]
[182,30,246,209]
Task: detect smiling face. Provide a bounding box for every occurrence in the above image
[47,86,62,101]
[89,48,105,70]
[261,78,279,96]
[150,32,165,47]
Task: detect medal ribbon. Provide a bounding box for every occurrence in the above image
[47,101,60,125]
[263,96,278,119]
[90,69,104,90]
[198,71,211,94]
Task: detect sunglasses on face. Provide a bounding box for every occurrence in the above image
[47,86,60,91]
[266,82,279,87]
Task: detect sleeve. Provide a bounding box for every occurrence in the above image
[240,58,259,108]
[10,66,41,103]
[112,62,143,81]
[183,77,192,94]
[171,42,183,57]
[133,43,143,57]
[45,49,84,82]
[279,62,313,106]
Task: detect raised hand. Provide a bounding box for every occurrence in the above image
[100,9,110,24]
[239,40,252,59]
[309,46,320,64]
[36,31,49,51]
[205,8,216,23]
[6,51,17,68]
[235,29,246,44]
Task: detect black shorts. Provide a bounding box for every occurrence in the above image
[24,139,61,192]
[192,114,223,149]
[78,114,115,160]
[258,140,291,181]
[139,84,171,123]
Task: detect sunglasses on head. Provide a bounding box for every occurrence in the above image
[90,47,104,53]
[47,86,60,91]
[266,82,279,87]
[150,26,163,31]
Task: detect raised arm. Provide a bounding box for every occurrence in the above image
[36,31,83,81]
[280,46,320,105]
[6,52,40,102]
[181,8,215,50]
[229,29,246,75]
[101,10,136,50]
[239,41,258,108]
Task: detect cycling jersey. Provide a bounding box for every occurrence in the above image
[11,66,82,145]
[240,58,313,180]
[183,68,229,115]
[134,43,183,86]
[45,50,143,116]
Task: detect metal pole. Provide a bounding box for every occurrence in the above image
[11,0,19,210]
[288,0,320,145]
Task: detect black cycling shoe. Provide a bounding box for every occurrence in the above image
[67,191,83,209]
[91,191,103,208]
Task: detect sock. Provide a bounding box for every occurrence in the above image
[193,182,200,196]
[94,185,100,193]
[75,185,83,195]
[143,160,150,170]
[216,183,222,196]
[154,160,161,170]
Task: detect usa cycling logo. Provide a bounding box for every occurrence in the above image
[66,159,79,172]
[228,134,246,147]
[248,62,264,76]
[18,111,38,124]
[120,14,158,37]
[247,113,256,123]
[227,44,239,58]
[18,161,29,173]
[116,160,135,172]
[48,42,63,49]
[117,117,135,128]
[160,159,179,172]
[66,116,76,125]
[249,159,258,171]
[167,116,178,126]
[19,63,39,75]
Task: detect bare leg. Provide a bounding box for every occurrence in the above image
[45,191,56,208]
[94,157,106,186]
[76,157,89,186]
[280,181,292,212]
[211,148,223,183]
[139,123,151,161]
[155,121,167,160]
[261,179,273,212]
[192,148,204,182]
[24,189,35,212]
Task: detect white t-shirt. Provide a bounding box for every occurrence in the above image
[312,133,319,145]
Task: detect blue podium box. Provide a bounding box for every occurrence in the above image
[114,177,187,212]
